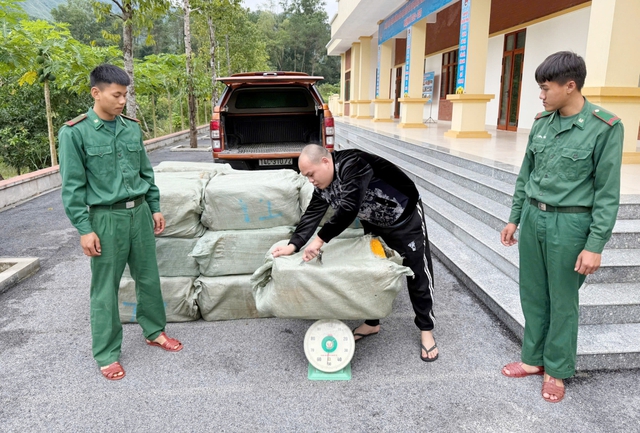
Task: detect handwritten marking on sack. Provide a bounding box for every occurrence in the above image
[122,301,167,322]
[237,198,283,222]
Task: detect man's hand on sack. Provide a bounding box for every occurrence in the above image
[302,237,325,262]
[272,244,297,258]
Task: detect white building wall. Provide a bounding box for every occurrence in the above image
[517,6,591,130]
[484,35,504,126]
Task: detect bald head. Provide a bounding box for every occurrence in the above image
[299,144,330,165]
[298,145,334,189]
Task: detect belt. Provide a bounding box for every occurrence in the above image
[529,198,591,213]
[90,196,145,211]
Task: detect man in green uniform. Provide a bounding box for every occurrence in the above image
[59,64,183,381]
[500,52,623,402]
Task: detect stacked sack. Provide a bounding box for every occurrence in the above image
[251,235,413,319]
[193,169,309,321]
[118,161,231,323]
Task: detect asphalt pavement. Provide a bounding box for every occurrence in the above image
[1,140,639,432]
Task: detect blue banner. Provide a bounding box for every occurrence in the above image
[422,71,435,102]
[403,27,412,97]
[378,0,452,44]
[375,45,381,98]
[456,0,470,94]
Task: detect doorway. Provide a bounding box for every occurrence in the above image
[394,67,402,119]
[497,29,526,131]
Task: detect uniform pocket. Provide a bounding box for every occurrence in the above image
[85,145,113,176]
[530,140,547,170]
[125,141,141,171]
[559,148,592,181]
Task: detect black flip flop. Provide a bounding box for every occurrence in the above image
[353,328,379,342]
[421,343,439,362]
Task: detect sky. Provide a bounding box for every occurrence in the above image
[241,0,339,20]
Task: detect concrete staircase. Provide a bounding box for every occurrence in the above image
[336,121,640,371]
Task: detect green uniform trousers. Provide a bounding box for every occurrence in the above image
[518,200,590,379]
[89,201,166,367]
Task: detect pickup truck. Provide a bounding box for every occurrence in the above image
[210,72,335,170]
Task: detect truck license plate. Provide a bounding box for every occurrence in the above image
[259,158,293,166]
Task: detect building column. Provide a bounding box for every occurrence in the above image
[349,42,361,118]
[583,0,640,164]
[373,39,394,122]
[351,36,373,119]
[444,0,494,138]
[337,53,346,116]
[399,19,428,128]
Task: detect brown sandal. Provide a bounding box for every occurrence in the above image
[101,362,125,381]
[501,362,544,378]
[146,332,183,352]
[541,377,565,403]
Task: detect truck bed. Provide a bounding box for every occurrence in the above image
[217,142,308,154]
[223,113,321,149]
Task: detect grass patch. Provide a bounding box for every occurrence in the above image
[0,159,21,180]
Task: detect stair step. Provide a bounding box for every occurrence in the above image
[340,124,520,184]
[609,219,640,249]
[590,249,640,284]
[341,128,516,207]
[580,283,640,325]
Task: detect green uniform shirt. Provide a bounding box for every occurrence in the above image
[59,108,160,236]
[508,98,624,254]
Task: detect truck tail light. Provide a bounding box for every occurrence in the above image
[324,116,335,149]
[210,120,221,151]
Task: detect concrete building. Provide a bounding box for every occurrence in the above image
[327,0,640,163]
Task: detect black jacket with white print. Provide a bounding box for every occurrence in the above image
[289,149,419,252]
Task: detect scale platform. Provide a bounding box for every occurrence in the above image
[304,319,355,381]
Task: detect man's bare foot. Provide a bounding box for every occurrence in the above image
[352,323,380,341]
[502,362,544,377]
[421,330,438,360]
[542,374,565,402]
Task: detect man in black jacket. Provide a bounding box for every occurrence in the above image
[272,145,438,361]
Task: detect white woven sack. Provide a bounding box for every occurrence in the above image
[123,237,200,278]
[154,161,232,175]
[195,275,271,321]
[155,172,209,238]
[251,235,413,320]
[190,226,294,277]
[201,169,306,230]
[118,276,200,323]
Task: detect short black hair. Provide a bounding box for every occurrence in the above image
[534,51,587,90]
[90,64,130,88]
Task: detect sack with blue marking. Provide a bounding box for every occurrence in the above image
[251,235,412,320]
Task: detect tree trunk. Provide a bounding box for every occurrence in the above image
[122,4,137,118]
[167,90,173,134]
[207,17,217,111]
[225,34,231,75]
[151,94,157,138]
[180,94,185,130]
[44,80,57,166]
[183,0,198,148]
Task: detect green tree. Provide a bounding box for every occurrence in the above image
[93,0,171,118]
[51,0,118,47]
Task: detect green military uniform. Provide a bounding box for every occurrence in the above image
[59,108,166,367]
[509,98,624,378]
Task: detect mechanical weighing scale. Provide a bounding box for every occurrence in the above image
[304,319,355,380]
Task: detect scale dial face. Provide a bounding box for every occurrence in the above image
[304,319,355,373]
